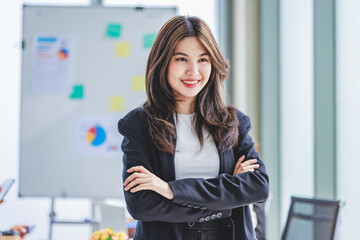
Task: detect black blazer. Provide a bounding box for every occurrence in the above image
[118,107,269,240]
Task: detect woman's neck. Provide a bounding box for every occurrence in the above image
[176,100,194,114]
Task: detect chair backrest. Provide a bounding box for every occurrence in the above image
[281,196,344,240]
[99,203,127,232]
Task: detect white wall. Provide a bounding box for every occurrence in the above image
[336,0,360,239]
[0,1,217,239]
[279,0,314,226]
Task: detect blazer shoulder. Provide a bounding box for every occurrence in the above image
[229,107,252,134]
[118,107,147,137]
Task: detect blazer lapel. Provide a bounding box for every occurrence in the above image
[158,114,176,182]
[219,149,236,174]
[158,151,176,181]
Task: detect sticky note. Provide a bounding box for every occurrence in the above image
[115,42,131,57]
[143,33,156,49]
[106,23,122,38]
[131,76,146,91]
[70,85,84,99]
[109,96,125,112]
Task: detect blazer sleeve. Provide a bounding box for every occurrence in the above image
[118,109,231,222]
[168,111,269,211]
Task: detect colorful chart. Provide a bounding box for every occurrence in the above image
[86,125,106,146]
[58,47,69,60]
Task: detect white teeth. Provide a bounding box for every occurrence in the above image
[183,80,198,84]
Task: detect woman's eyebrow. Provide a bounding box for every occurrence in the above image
[173,52,209,57]
[173,52,188,56]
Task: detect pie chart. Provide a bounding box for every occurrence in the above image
[58,47,69,60]
[86,125,106,146]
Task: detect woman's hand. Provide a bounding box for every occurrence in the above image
[124,166,174,200]
[233,155,259,175]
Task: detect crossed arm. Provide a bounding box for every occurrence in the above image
[123,155,259,200]
[118,109,269,221]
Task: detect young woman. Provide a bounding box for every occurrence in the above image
[118,16,269,240]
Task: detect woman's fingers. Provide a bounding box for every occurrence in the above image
[123,166,174,199]
[124,166,157,192]
[241,164,259,171]
[123,165,149,186]
[233,156,248,175]
[233,157,259,175]
[242,159,258,166]
[129,183,152,193]
[233,155,245,175]
[124,175,149,191]
[127,165,149,174]
[124,172,146,186]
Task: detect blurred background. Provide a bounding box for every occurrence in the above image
[0,0,359,239]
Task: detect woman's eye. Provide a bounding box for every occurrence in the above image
[176,57,186,62]
[199,58,209,62]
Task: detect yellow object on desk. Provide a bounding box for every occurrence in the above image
[90,227,128,240]
[0,235,20,240]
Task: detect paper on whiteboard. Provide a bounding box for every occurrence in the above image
[32,36,74,93]
[76,115,123,157]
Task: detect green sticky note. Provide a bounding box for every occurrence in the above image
[143,33,156,49]
[106,23,122,38]
[70,85,84,99]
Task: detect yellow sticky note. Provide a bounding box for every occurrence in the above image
[131,76,146,91]
[109,96,125,112]
[115,42,131,57]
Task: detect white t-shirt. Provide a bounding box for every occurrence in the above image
[174,113,220,180]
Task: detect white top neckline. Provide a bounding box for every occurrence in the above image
[174,113,220,180]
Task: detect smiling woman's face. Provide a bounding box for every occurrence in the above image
[167,37,212,107]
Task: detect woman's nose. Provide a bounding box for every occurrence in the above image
[185,62,199,76]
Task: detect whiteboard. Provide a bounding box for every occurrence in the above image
[20,5,176,198]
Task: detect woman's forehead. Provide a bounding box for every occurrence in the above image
[173,37,208,54]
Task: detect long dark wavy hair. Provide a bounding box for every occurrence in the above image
[143,16,239,154]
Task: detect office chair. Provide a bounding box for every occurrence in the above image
[99,203,127,232]
[281,196,344,240]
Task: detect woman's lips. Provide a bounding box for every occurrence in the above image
[181,79,200,88]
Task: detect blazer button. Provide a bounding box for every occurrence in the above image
[211,214,217,220]
[205,216,211,221]
[182,203,188,206]
[194,205,200,209]
[199,217,205,222]
[187,204,194,208]
[216,212,223,218]
[200,206,207,210]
